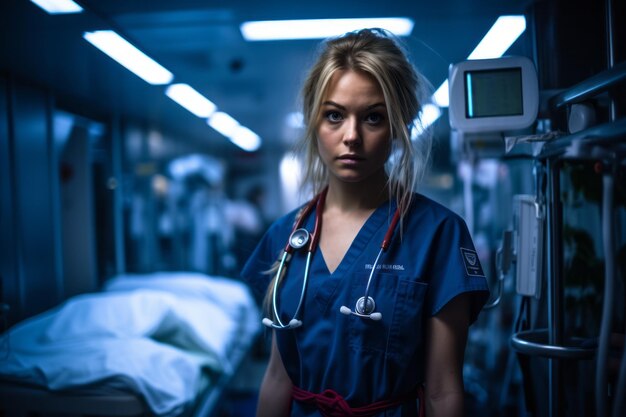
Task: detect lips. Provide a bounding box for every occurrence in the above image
[337,154,364,161]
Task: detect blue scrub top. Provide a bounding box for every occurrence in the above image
[241,194,490,416]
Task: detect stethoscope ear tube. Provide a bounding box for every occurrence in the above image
[265,241,315,329]
[262,317,303,329]
[339,302,383,321]
[339,245,386,320]
[264,190,326,330]
[264,189,400,329]
[263,249,293,329]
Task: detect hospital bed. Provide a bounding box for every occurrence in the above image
[0,271,261,417]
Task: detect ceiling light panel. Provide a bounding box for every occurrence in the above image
[230,126,261,152]
[30,0,82,14]
[165,84,217,118]
[83,30,174,85]
[467,15,526,60]
[241,17,414,41]
[208,112,240,137]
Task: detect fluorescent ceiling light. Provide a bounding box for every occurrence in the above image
[412,103,442,139]
[230,126,262,152]
[241,17,414,41]
[207,112,261,152]
[165,84,217,118]
[83,30,173,85]
[468,15,527,60]
[208,112,240,137]
[434,15,526,108]
[30,0,82,14]
[432,80,449,108]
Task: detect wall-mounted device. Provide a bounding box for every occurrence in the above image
[448,56,539,134]
[513,195,544,298]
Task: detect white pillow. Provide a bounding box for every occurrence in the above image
[42,290,239,364]
[104,272,257,321]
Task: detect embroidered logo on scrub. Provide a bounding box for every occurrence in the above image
[460,248,485,277]
[365,263,405,271]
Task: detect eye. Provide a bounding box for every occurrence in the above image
[365,112,384,125]
[324,111,343,123]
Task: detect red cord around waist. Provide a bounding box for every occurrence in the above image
[291,385,424,417]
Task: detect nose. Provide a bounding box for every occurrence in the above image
[342,117,361,147]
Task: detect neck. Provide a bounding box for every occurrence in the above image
[325,173,389,212]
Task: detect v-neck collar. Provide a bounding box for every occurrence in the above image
[307,198,396,277]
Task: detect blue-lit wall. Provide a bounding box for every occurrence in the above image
[0,77,63,325]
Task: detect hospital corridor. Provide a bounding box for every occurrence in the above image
[0,0,625,416]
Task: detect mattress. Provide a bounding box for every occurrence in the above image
[0,272,260,417]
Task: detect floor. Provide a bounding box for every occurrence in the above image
[213,334,270,417]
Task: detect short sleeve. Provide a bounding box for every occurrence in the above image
[425,214,490,325]
[240,216,292,300]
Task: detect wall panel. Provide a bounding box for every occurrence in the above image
[0,76,20,325]
[11,81,62,319]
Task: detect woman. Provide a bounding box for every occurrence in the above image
[242,28,490,417]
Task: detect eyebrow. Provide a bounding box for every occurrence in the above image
[321,101,386,111]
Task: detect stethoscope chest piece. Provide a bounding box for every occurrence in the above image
[289,228,310,250]
[356,296,376,315]
[265,189,397,328]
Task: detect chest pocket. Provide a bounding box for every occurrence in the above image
[346,272,428,360]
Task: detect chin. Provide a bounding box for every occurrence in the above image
[334,173,381,185]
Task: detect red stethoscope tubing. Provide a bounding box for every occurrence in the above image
[283,188,327,254]
[286,188,399,253]
[264,187,401,329]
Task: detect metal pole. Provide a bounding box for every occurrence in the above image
[111,113,126,274]
[546,158,564,417]
[606,0,616,122]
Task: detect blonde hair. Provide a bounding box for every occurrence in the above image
[298,27,432,218]
[263,28,433,316]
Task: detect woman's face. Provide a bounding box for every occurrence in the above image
[316,69,391,186]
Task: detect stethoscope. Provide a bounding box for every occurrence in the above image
[262,188,401,329]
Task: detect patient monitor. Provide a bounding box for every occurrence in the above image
[448,56,539,134]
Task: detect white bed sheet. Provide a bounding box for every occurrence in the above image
[0,272,260,417]
[104,271,261,353]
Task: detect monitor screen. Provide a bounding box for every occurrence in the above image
[464,68,523,118]
[448,56,538,134]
